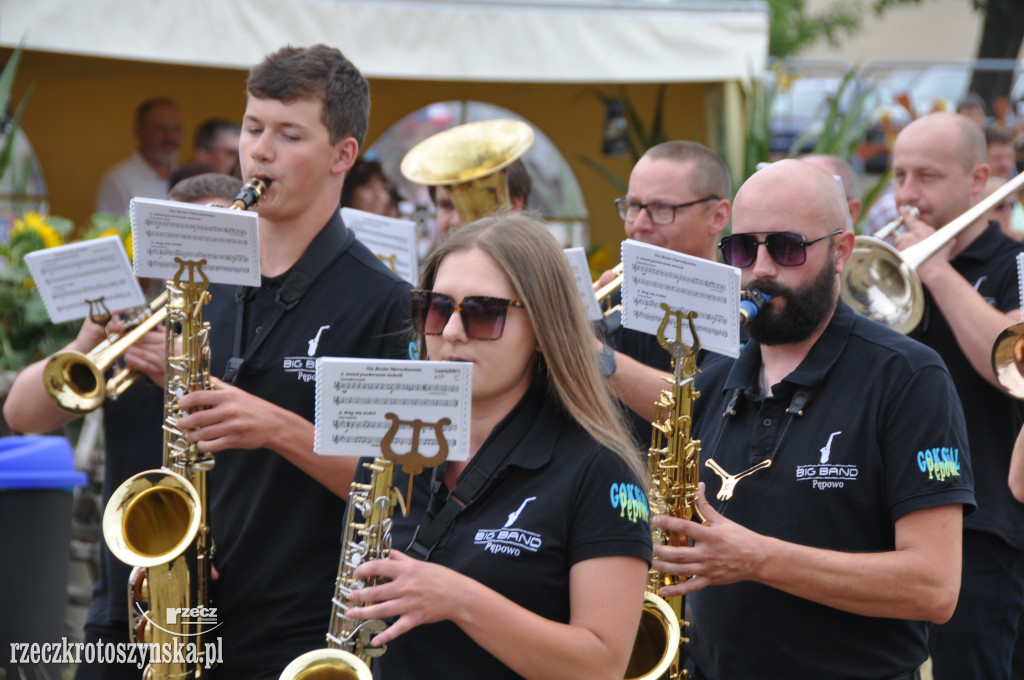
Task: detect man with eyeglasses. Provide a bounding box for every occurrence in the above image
[885,112,1024,680]
[651,158,973,680]
[597,141,732,438]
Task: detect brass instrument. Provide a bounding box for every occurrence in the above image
[101,179,267,680]
[594,263,624,322]
[841,173,1024,334]
[992,322,1024,399]
[871,206,919,243]
[279,458,401,680]
[625,304,706,680]
[43,178,270,413]
[400,119,534,223]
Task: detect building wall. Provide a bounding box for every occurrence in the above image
[800,0,1022,63]
[2,47,717,249]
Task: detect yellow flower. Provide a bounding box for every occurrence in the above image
[11,212,64,249]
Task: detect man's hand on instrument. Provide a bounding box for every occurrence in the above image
[651,483,768,597]
[348,550,463,646]
[893,205,955,282]
[177,377,284,452]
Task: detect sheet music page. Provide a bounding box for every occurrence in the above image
[620,239,742,358]
[315,359,471,470]
[1017,252,1023,321]
[25,235,145,324]
[341,208,419,285]
[562,247,603,321]
[130,197,260,287]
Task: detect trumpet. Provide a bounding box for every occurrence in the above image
[841,172,1024,334]
[42,178,270,413]
[594,263,624,327]
[871,206,919,242]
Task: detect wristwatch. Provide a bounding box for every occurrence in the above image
[597,343,617,378]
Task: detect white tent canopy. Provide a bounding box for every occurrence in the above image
[1,0,769,83]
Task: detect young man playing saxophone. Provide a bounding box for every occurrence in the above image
[168,45,410,679]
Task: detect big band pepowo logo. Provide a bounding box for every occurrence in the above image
[794,431,860,490]
[283,326,332,382]
[474,497,542,558]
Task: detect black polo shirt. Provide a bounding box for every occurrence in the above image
[910,221,1024,550]
[357,382,652,679]
[202,210,412,675]
[689,300,975,680]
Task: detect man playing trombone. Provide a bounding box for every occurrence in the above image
[889,112,1024,680]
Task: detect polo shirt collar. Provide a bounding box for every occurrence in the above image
[952,221,1003,266]
[721,299,854,399]
[470,378,558,474]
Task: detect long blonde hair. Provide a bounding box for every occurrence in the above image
[419,213,645,481]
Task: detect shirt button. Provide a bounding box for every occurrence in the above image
[763,418,771,426]
[254,325,262,335]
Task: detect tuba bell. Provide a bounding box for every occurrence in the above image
[400,119,534,224]
[841,173,1024,334]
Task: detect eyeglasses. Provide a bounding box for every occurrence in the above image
[614,195,720,224]
[410,290,525,341]
[718,229,843,268]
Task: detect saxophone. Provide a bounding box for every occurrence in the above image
[101,180,267,679]
[279,457,400,680]
[625,304,706,680]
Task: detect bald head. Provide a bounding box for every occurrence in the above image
[896,112,986,172]
[734,159,848,239]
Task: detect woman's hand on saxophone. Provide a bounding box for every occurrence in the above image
[347,550,464,646]
[650,483,771,597]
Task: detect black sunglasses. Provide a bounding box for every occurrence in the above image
[410,290,524,341]
[718,229,842,268]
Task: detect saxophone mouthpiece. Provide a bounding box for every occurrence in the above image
[230,178,272,211]
[739,290,772,326]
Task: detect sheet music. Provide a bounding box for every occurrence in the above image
[342,208,419,285]
[130,197,260,287]
[620,239,742,358]
[25,235,145,324]
[1017,252,1023,321]
[563,247,603,321]
[315,359,471,468]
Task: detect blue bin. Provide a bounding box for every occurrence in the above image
[0,435,89,678]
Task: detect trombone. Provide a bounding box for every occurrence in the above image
[841,172,1024,334]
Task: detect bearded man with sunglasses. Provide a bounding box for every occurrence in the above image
[652,159,974,680]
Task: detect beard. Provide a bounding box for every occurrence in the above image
[746,247,837,346]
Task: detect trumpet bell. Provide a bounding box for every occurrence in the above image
[103,469,203,569]
[840,237,924,335]
[43,350,107,413]
[400,119,534,223]
[278,648,374,680]
[993,322,1024,399]
[624,591,683,680]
